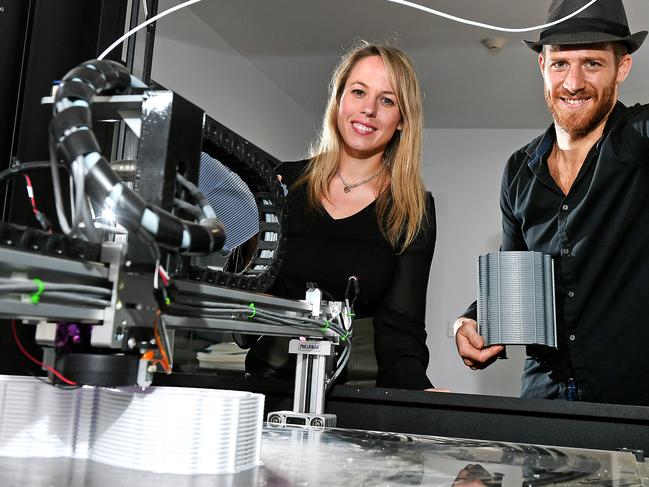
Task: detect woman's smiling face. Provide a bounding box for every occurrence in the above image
[337,55,402,160]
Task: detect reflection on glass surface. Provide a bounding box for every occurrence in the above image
[258,426,640,486]
[0,425,644,486]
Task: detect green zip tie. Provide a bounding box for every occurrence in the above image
[31,278,45,304]
[320,320,331,333]
[346,311,355,318]
[248,302,256,319]
[340,332,351,342]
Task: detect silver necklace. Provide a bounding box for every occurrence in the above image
[336,163,385,193]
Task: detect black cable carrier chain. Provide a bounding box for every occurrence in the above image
[179,117,287,292]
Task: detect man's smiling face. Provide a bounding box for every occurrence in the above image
[540,43,631,137]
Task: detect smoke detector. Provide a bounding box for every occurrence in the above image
[481,37,506,55]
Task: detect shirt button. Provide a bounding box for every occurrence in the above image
[562,204,569,211]
[562,248,570,255]
[568,291,575,298]
[569,334,576,341]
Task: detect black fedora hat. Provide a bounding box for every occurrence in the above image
[523,0,647,53]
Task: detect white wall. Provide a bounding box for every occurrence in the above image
[151,0,316,161]
[422,128,542,396]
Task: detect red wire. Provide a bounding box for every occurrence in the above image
[158,267,169,287]
[23,174,39,215]
[23,174,52,234]
[11,320,77,386]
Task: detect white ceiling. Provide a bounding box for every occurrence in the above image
[191,0,649,129]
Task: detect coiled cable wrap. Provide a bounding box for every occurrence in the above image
[50,59,225,255]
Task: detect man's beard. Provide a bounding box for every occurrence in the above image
[545,83,616,137]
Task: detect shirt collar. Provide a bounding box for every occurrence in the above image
[525,126,554,171]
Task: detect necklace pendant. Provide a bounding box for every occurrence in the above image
[343,186,351,193]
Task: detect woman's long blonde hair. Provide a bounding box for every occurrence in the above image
[296,40,427,252]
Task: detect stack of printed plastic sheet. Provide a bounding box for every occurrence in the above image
[0,375,264,474]
[477,251,556,347]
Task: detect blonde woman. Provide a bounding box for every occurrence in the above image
[246,41,437,390]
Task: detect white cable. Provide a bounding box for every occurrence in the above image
[154,259,160,290]
[98,0,202,60]
[98,0,598,64]
[142,0,149,18]
[71,157,86,232]
[386,0,599,33]
[68,173,76,227]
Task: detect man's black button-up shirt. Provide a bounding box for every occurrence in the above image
[469,102,649,406]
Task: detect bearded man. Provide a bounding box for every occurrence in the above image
[453,0,649,406]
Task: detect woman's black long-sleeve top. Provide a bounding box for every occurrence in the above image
[252,160,436,390]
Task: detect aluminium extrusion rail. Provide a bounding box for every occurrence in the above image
[0,244,332,338]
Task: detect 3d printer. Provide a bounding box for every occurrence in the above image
[0,58,353,427]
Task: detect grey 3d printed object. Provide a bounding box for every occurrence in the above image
[478,251,557,347]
